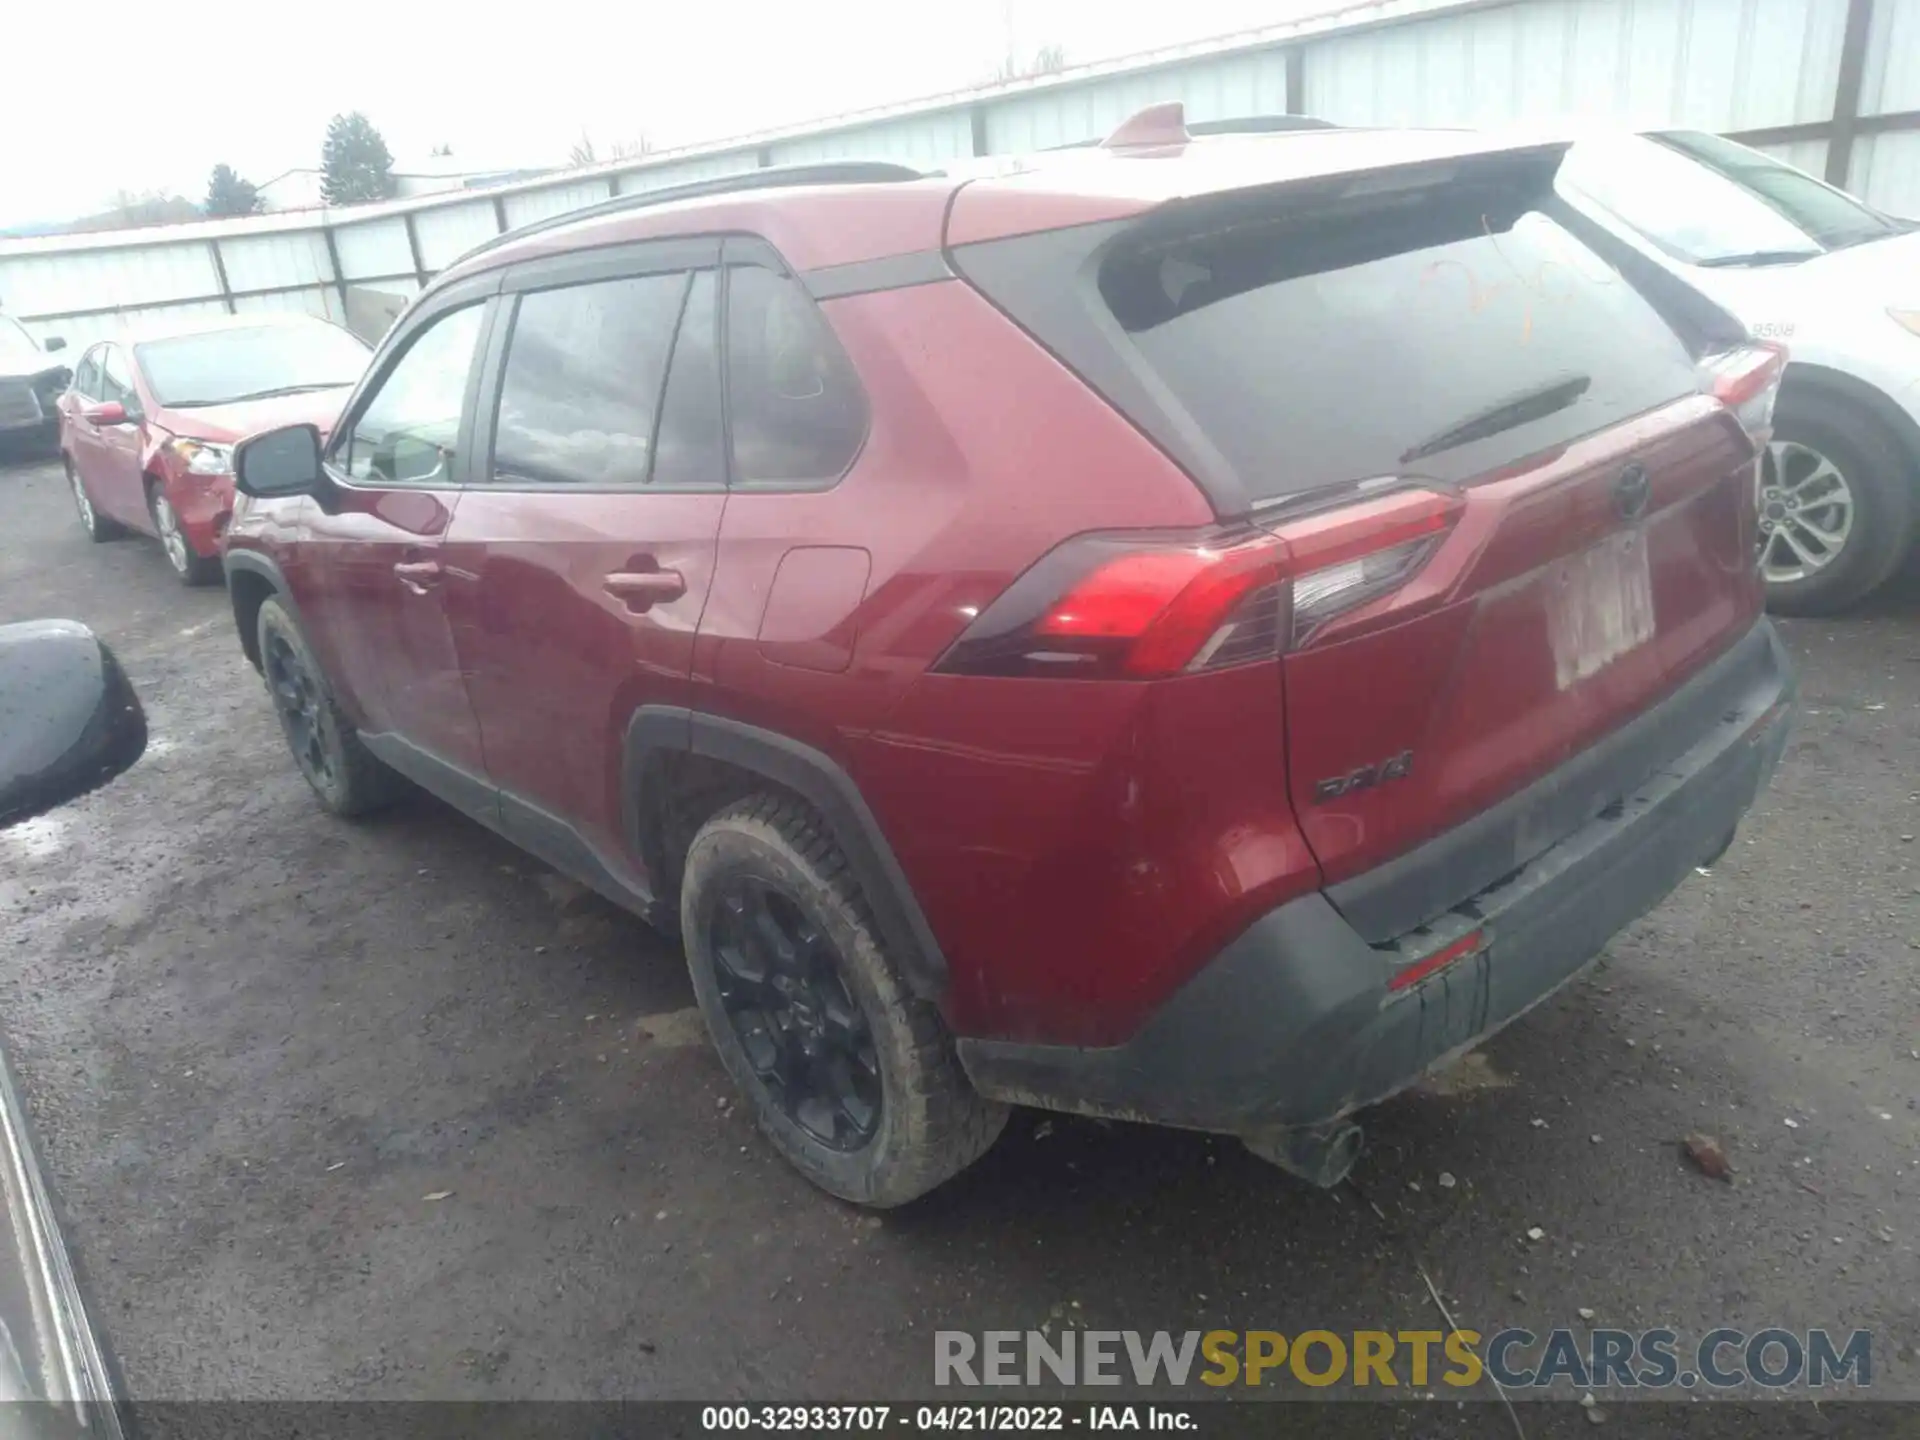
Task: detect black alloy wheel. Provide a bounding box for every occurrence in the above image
[263,628,338,792]
[706,874,883,1151]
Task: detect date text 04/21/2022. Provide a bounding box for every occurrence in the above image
[700,1405,1194,1431]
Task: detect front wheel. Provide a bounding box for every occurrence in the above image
[680,795,1007,1207]
[148,482,221,586]
[255,596,404,817]
[1761,398,1915,616]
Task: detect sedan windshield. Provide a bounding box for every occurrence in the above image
[135,323,371,407]
[0,318,45,368]
[1556,130,1905,267]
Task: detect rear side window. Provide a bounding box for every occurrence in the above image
[725,264,866,486]
[99,348,136,407]
[73,350,102,399]
[492,272,688,487]
[1099,167,1701,502]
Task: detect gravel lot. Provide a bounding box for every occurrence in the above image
[2,451,1916,1420]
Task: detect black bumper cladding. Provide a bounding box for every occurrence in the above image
[958,620,1795,1134]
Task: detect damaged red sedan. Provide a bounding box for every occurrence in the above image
[58,314,369,584]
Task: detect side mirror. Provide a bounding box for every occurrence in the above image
[0,621,147,830]
[44,335,67,353]
[235,423,323,499]
[81,401,127,426]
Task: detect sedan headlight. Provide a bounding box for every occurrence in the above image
[1890,308,1920,339]
[167,438,233,475]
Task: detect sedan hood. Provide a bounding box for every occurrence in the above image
[1793,228,1920,294]
[1689,229,1920,319]
[158,386,353,444]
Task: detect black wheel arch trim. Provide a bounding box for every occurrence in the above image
[624,707,948,999]
[1779,362,1920,481]
[221,550,300,671]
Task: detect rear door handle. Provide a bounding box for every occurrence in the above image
[394,559,444,594]
[602,569,686,612]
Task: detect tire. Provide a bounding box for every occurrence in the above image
[680,794,1007,1207]
[1762,395,1916,617]
[65,456,125,543]
[147,480,221,586]
[255,596,405,817]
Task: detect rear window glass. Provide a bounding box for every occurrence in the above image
[1100,171,1701,502]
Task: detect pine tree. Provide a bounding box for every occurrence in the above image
[320,113,397,206]
[205,164,261,217]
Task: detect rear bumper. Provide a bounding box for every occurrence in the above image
[958,619,1795,1134]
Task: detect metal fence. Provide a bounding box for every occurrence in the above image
[4,0,1916,354]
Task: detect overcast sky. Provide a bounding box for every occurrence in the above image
[2,0,1336,225]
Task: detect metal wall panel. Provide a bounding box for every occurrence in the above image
[1306,0,1847,131]
[1859,0,1920,116]
[502,179,614,230]
[232,287,342,322]
[979,51,1291,152]
[412,199,504,270]
[217,230,334,295]
[768,110,974,167]
[0,243,219,318]
[25,300,232,354]
[331,217,414,283]
[1172,49,1295,121]
[986,69,1194,151]
[1850,129,1920,215]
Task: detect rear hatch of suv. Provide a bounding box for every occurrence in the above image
[949,134,1773,937]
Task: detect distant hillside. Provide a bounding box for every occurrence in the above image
[0,220,73,239]
[66,195,202,234]
[2,194,202,240]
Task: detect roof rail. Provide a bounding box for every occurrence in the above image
[1049,112,1339,152]
[447,160,925,271]
[1191,114,1339,135]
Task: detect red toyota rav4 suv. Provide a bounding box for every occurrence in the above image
[223,113,1794,1206]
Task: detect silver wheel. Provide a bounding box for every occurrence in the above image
[68,462,96,536]
[1760,440,1855,584]
[152,489,192,575]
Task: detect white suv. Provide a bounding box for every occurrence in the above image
[1559,129,1920,614]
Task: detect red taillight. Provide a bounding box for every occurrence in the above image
[936,487,1462,680]
[1700,342,1787,444]
[1036,534,1292,678]
[1386,928,1486,994]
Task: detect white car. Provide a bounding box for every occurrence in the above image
[1557,130,1920,614]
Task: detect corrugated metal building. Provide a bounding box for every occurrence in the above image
[4,0,1915,352]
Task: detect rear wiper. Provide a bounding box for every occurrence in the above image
[1399,375,1591,465]
[1695,249,1819,268]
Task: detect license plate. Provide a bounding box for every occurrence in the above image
[1548,530,1656,691]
